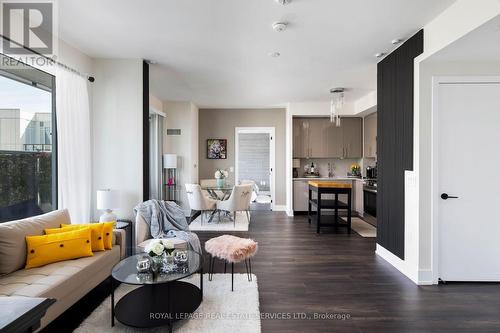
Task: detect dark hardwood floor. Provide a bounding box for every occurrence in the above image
[44,210,500,333]
[199,211,500,333]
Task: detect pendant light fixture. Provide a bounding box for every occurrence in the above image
[330,88,345,126]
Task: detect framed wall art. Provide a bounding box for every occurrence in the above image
[207,139,227,159]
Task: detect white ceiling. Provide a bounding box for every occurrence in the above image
[58,0,455,108]
[429,14,500,62]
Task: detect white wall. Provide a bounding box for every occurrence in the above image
[411,1,500,284]
[354,91,377,115]
[91,59,143,220]
[163,101,199,215]
[422,0,500,60]
[150,94,163,113]
[377,0,500,284]
[416,61,500,282]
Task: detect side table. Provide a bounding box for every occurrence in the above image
[0,297,55,333]
[116,219,133,257]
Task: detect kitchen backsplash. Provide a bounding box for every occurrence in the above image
[296,158,376,178]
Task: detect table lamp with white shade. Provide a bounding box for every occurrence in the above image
[163,154,177,169]
[96,189,120,222]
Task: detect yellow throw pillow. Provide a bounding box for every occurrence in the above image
[61,223,105,251]
[25,228,93,269]
[102,221,115,250]
[46,223,105,252]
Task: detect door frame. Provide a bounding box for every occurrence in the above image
[431,76,500,283]
[235,127,276,210]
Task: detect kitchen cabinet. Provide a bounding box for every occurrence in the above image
[354,179,364,215]
[309,118,329,158]
[293,118,308,158]
[293,180,310,211]
[341,117,363,158]
[325,122,343,158]
[293,118,328,158]
[293,117,362,159]
[364,112,377,158]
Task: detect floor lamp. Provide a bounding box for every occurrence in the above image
[163,154,177,202]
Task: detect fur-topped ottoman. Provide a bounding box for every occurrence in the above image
[205,235,258,291]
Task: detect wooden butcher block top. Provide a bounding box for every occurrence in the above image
[308,181,352,189]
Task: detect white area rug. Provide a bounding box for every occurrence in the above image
[341,217,377,237]
[75,274,260,333]
[189,212,249,232]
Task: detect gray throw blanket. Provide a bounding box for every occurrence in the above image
[134,200,201,254]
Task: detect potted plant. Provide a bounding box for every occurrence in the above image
[215,169,229,187]
[350,164,361,177]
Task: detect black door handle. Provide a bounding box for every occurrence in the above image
[441,193,459,200]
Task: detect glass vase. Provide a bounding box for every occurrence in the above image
[216,178,225,188]
[150,255,163,274]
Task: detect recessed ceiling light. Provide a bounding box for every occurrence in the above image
[375,52,386,58]
[272,22,288,32]
[391,38,404,45]
[269,52,281,58]
[275,0,292,5]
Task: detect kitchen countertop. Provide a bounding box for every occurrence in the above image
[293,177,365,181]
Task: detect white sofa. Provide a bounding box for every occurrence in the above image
[0,209,126,330]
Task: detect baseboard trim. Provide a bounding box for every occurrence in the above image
[418,269,434,285]
[375,244,419,285]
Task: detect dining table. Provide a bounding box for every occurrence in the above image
[200,183,234,223]
[200,183,233,201]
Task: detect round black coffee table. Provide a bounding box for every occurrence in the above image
[111,246,202,333]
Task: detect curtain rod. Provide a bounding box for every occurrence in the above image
[0,34,95,82]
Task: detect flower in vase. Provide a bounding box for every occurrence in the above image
[146,240,165,257]
[215,169,229,179]
[164,240,175,255]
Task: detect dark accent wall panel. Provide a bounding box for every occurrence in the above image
[142,60,150,202]
[377,30,423,259]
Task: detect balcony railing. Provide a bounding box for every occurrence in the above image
[23,144,52,152]
[0,150,53,222]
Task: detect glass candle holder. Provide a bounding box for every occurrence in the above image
[136,256,151,273]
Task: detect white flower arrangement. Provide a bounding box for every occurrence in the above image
[163,240,175,254]
[214,169,229,179]
[145,239,175,257]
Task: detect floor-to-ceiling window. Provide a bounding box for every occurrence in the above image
[0,54,56,222]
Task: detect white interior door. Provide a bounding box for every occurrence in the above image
[437,80,500,281]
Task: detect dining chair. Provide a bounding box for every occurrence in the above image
[185,184,217,225]
[239,180,258,202]
[240,180,271,205]
[216,184,253,226]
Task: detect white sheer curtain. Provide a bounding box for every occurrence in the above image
[56,68,91,223]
